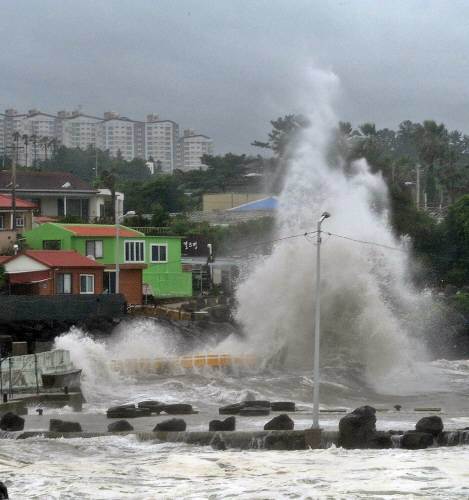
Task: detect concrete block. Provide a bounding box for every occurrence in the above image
[304,428,322,449]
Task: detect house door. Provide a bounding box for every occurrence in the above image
[103,271,116,294]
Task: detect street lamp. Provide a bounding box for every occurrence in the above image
[115,210,136,294]
[312,211,331,429]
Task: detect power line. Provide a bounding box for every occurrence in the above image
[229,230,318,254]
[324,232,406,253]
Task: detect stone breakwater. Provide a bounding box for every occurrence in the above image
[2,404,469,451]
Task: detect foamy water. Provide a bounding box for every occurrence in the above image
[1,437,469,499]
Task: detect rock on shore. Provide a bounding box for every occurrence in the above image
[0,412,25,431]
[338,406,392,449]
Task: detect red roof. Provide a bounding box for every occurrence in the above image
[62,224,141,238]
[23,250,104,268]
[34,215,57,224]
[0,256,10,264]
[0,194,37,209]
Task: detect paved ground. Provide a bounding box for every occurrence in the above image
[18,406,469,434]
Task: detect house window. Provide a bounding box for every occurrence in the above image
[103,271,116,294]
[0,215,3,229]
[86,240,103,258]
[15,216,24,228]
[151,244,168,263]
[80,274,95,294]
[43,240,61,250]
[125,240,144,262]
[56,273,72,294]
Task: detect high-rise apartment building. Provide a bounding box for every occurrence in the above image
[60,111,102,150]
[1,108,213,171]
[96,113,145,162]
[145,114,179,173]
[176,129,213,172]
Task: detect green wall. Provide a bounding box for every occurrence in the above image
[24,223,192,298]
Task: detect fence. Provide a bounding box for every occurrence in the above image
[0,294,126,323]
[110,353,257,376]
[0,349,74,396]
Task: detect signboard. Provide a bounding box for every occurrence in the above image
[181,236,210,257]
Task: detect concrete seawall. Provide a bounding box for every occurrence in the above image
[9,429,469,450]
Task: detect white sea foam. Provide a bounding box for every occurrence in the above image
[1,436,469,499]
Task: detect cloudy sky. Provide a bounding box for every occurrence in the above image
[2,0,469,153]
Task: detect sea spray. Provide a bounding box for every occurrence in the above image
[235,66,439,392]
[53,319,186,404]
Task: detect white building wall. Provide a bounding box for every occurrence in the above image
[62,115,101,149]
[177,134,213,171]
[145,120,179,173]
[97,119,135,161]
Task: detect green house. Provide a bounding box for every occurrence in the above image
[24,223,192,298]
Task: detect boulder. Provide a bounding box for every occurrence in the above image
[264,414,294,431]
[338,406,378,449]
[401,431,434,449]
[154,418,186,432]
[49,419,82,433]
[0,481,8,499]
[209,416,236,431]
[162,404,193,415]
[243,400,270,408]
[137,401,165,414]
[106,405,151,419]
[415,416,444,437]
[207,304,231,322]
[0,412,25,431]
[219,403,245,415]
[239,406,270,417]
[210,435,227,450]
[271,402,295,412]
[367,431,393,449]
[107,420,134,432]
[264,433,306,450]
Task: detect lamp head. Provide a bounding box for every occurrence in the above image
[320,211,331,222]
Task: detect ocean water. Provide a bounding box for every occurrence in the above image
[1,329,469,499]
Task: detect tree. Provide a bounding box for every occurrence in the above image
[252,114,310,157]
[30,135,39,166]
[100,169,117,223]
[22,134,29,167]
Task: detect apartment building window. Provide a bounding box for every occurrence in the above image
[125,240,145,262]
[80,274,95,294]
[56,273,72,294]
[150,244,167,263]
[43,240,61,250]
[86,240,103,258]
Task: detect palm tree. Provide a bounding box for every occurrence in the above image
[40,136,50,161]
[48,138,57,159]
[12,131,20,164]
[22,134,29,167]
[30,134,38,166]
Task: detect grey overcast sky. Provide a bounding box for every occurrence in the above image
[2,0,469,154]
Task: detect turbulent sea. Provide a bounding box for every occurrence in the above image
[1,323,469,499]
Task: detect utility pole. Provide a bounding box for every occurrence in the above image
[416,164,420,209]
[312,211,331,429]
[11,143,17,231]
[95,147,99,178]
